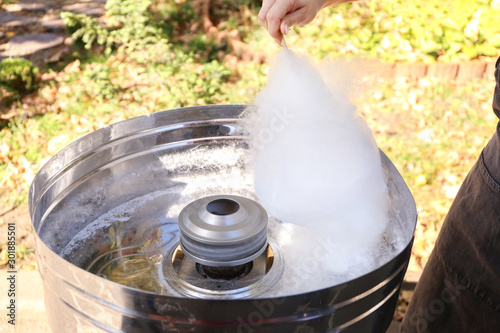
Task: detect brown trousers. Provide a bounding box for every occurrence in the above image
[400,59,500,332]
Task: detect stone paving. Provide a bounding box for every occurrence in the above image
[0,0,106,65]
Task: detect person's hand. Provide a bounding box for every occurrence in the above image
[258,0,355,45]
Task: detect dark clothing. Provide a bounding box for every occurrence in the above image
[401,58,500,332]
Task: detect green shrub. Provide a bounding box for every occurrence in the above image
[0,58,39,97]
[59,0,234,106]
[62,12,113,53]
[83,64,120,102]
[167,59,233,106]
[62,0,168,57]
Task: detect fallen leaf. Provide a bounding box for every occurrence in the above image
[415,174,427,186]
[47,135,70,155]
[0,143,10,162]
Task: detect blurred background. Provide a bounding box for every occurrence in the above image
[1,0,500,327]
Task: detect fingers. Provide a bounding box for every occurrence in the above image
[281,22,290,37]
[258,0,277,30]
[280,5,319,35]
[260,0,293,42]
[259,0,325,45]
[280,9,304,36]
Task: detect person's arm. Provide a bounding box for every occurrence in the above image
[258,0,357,45]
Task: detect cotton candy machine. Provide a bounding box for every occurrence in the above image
[30,104,417,332]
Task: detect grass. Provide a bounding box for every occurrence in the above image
[358,77,496,269]
[0,0,499,276]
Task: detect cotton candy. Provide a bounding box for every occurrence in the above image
[246,50,389,275]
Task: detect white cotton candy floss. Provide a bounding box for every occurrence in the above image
[246,50,389,277]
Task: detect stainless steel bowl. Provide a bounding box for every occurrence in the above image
[30,105,417,332]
